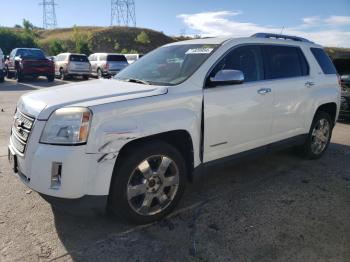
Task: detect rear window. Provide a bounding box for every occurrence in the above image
[17,49,46,60]
[263,45,309,79]
[311,48,337,74]
[69,55,89,62]
[107,55,127,62]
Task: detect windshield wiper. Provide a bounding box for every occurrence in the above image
[124,78,151,85]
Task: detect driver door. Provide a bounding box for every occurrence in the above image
[203,45,274,162]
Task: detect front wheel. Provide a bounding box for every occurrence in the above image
[298,111,333,159]
[97,68,103,79]
[109,141,187,224]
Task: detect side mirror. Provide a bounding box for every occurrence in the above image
[209,69,244,86]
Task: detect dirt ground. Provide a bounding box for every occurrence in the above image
[0,78,349,262]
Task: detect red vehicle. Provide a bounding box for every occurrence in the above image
[6,48,54,82]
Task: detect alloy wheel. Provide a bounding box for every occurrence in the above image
[127,155,180,216]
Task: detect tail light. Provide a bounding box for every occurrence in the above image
[337,74,342,90]
[104,63,109,70]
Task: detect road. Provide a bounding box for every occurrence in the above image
[0,78,349,261]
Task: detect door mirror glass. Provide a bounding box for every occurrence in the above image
[209,69,244,86]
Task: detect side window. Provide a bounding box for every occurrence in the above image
[310,48,337,75]
[211,45,264,82]
[263,45,307,79]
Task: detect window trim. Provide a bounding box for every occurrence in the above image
[262,45,310,80]
[204,43,311,89]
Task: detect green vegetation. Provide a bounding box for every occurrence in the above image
[135,31,151,44]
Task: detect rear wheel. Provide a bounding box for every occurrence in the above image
[109,141,187,224]
[47,75,55,82]
[0,75,4,83]
[97,68,103,79]
[83,75,89,80]
[15,68,24,82]
[6,68,13,79]
[298,111,333,159]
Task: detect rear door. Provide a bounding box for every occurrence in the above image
[203,45,274,162]
[262,45,311,140]
[69,55,90,71]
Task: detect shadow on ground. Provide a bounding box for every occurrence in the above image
[51,143,350,261]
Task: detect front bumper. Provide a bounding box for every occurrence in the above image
[8,121,116,205]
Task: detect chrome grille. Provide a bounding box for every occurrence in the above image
[10,109,35,154]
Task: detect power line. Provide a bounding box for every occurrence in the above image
[111,0,136,27]
[39,0,57,29]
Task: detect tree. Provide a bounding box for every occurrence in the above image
[72,26,92,55]
[114,42,120,51]
[49,39,67,55]
[135,31,150,44]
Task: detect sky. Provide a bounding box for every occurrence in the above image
[1,0,350,47]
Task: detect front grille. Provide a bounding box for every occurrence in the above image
[10,109,35,155]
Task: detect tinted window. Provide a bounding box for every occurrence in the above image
[263,46,308,79]
[69,55,89,62]
[311,48,337,75]
[107,55,127,62]
[211,45,264,82]
[16,49,46,60]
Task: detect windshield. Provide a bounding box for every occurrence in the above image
[70,55,89,62]
[107,55,127,62]
[17,49,46,60]
[115,44,218,85]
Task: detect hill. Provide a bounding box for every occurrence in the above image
[1,25,350,59]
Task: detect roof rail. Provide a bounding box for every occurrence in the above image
[251,33,313,43]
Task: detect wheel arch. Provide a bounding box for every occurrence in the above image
[111,130,195,184]
[314,102,337,125]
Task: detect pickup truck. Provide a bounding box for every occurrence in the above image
[6,48,55,82]
[8,33,340,224]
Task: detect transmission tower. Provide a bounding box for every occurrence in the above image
[40,0,57,29]
[111,0,136,27]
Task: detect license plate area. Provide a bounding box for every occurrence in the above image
[8,148,18,173]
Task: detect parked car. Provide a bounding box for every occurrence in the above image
[333,58,350,118]
[124,53,143,64]
[8,33,340,224]
[0,48,4,82]
[6,48,54,82]
[55,53,91,80]
[89,53,129,78]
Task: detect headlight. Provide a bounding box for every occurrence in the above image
[40,107,92,145]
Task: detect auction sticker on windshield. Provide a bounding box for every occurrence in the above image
[185,48,214,54]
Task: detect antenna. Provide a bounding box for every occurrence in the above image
[39,0,57,29]
[111,0,136,27]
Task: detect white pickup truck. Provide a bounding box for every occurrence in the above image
[8,33,340,224]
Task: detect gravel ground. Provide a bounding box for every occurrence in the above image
[0,78,349,262]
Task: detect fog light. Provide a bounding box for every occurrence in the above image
[51,162,62,189]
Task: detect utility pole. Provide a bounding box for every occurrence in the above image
[40,0,57,29]
[111,0,136,27]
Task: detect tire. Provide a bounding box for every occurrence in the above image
[6,68,13,79]
[97,68,103,79]
[0,75,4,83]
[83,75,89,80]
[109,140,187,224]
[15,69,24,82]
[298,111,333,159]
[47,75,55,82]
[59,68,68,80]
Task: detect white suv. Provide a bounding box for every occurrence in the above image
[0,48,4,82]
[8,33,340,224]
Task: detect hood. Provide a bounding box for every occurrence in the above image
[17,79,168,120]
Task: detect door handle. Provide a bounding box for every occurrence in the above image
[257,88,272,95]
[305,81,315,88]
